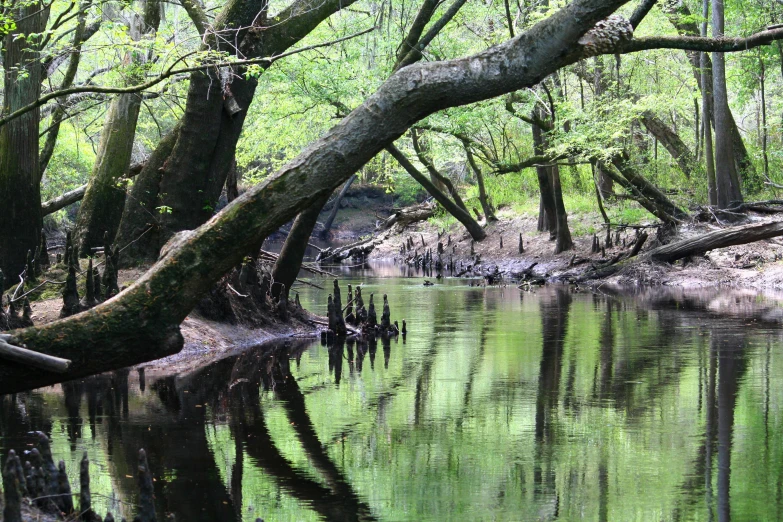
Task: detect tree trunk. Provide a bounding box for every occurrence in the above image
[662,0,756,184]
[711,0,743,208]
[550,164,573,253]
[0,0,631,392]
[386,144,486,241]
[531,113,557,237]
[320,175,356,239]
[701,0,717,204]
[272,193,329,298]
[39,6,88,175]
[595,154,689,223]
[115,0,360,264]
[115,125,179,266]
[75,0,161,256]
[465,146,497,222]
[0,0,49,285]
[640,111,695,178]
[648,221,783,263]
[593,57,614,197]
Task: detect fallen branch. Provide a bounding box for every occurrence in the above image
[41,162,144,215]
[0,336,71,373]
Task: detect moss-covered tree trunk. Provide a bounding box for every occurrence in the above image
[272,194,329,298]
[0,0,631,393]
[114,0,360,265]
[0,1,49,285]
[75,0,161,255]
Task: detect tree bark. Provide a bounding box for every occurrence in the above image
[75,0,161,256]
[595,153,689,223]
[465,146,497,222]
[386,144,486,241]
[661,0,757,185]
[531,111,557,236]
[272,193,329,298]
[0,0,49,285]
[701,0,717,204]
[551,163,573,253]
[711,0,743,209]
[640,111,696,178]
[114,0,360,263]
[0,0,631,392]
[39,4,88,175]
[320,175,356,239]
[648,221,783,263]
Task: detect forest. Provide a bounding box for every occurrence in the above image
[0,0,781,400]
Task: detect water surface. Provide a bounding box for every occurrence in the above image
[2,270,783,521]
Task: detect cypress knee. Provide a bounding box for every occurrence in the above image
[136,450,156,522]
[332,280,347,336]
[58,460,75,515]
[381,294,391,330]
[61,262,81,317]
[368,294,377,329]
[3,450,23,522]
[80,452,92,521]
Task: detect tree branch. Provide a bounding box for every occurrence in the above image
[0,25,377,129]
[620,27,783,53]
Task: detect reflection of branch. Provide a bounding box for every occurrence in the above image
[274,362,377,521]
[0,26,376,128]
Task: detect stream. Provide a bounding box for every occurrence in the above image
[2,262,783,521]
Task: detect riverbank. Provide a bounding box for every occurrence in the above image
[365,206,783,290]
[16,265,323,380]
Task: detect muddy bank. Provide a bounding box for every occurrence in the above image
[363,208,783,290]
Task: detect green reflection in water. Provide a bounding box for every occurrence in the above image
[2,279,783,521]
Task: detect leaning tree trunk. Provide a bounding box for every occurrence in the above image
[711,0,743,209]
[0,0,632,392]
[386,144,486,241]
[75,0,161,256]
[465,146,497,222]
[640,111,696,179]
[0,0,49,286]
[114,0,360,265]
[272,194,329,298]
[320,175,356,239]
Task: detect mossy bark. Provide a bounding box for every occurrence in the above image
[75,0,161,256]
[0,1,49,286]
[118,0,361,262]
[272,193,329,298]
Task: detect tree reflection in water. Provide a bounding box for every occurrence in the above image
[1,287,782,521]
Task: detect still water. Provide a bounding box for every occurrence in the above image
[2,265,783,521]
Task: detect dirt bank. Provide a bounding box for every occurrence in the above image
[17,264,322,379]
[365,207,783,290]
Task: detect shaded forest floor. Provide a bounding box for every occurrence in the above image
[367,207,783,289]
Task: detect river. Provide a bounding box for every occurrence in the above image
[1,262,782,521]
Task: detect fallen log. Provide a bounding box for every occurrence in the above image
[318,202,436,263]
[578,221,783,281]
[648,221,783,263]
